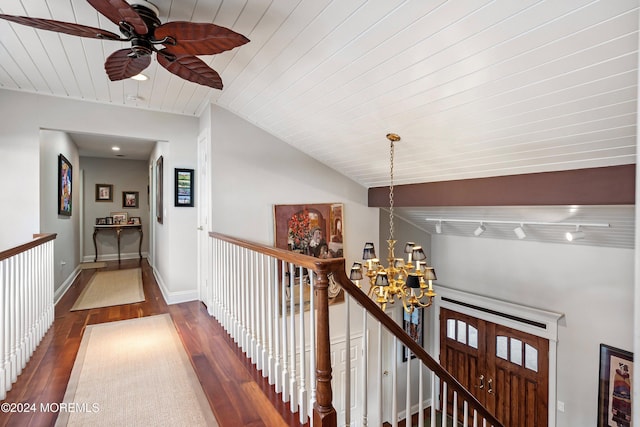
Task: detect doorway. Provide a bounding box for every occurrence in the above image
[440,307,549,426]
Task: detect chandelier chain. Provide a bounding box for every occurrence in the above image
[389,140,394,241]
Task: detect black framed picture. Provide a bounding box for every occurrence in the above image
[156,156,163,223]
[122,191,139,208]
[58,154,72,216]
[95,183,113,202]
[598,344,633,426]
[175,168,194,207]
[402,308,424,362]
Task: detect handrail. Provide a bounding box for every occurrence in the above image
[209,232,503,427]
[0,233,57,262]
[331,268,505,427]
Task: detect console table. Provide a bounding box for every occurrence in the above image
[93,224,143,263]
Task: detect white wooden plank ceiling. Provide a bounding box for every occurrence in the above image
[0,0,637,248]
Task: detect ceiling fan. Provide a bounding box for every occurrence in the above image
[0,0,249,90]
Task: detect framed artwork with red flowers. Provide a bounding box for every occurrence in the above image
[273,203,345,312]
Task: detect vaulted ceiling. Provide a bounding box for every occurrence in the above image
[0,0,637,247]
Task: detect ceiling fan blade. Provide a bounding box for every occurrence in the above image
[157,52,223,90]
[105,49,151,81]
[87,0,148,35]
[155,22,249,56]
[0,14,121,40]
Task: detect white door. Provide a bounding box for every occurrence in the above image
[197,131,211,309]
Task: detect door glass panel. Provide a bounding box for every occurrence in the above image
[447,319,456,339]
[496,336,508,359]
[468,325,478,349]
[525,344,538,372]
[457,320,467,344]
[510,338,522,365]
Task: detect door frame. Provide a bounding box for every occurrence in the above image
[196,130,212,312]
[433,285,563,427]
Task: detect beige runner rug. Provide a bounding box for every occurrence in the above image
[55,314,218,427]
[71,268,144,311]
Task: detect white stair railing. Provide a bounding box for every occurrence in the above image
[209,232,504,427]
[1,233,56,400]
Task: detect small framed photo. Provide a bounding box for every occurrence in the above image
[96,217,107,225]
[95,184,113,202]
[123,191,139,208]
[401,308,424,362]
[175,168,194,207]
[105,216,113,225]
[598,344,633,426]
[111,212,128,225]
[129,217,141,225]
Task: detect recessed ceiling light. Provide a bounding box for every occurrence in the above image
[131,73,148,81]
[112,146,120,151]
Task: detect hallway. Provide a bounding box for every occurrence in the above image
[0,259,304,427]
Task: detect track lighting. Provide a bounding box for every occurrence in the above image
[565,226,585,242]
[474,223,486,236]
[514,225,526,239]
[435,221,442,234]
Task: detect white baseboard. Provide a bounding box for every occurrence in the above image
[54,266,81,305]
[151,265,199,305]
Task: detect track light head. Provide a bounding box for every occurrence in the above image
[514,225,526,239]
[435,221,442,234]
[474,223,486,236]
[565,229,585,242]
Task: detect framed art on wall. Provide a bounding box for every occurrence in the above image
[58,154,72,216]
[598,344,633,427]
[175,168,194,207]
[273,203,345,313]
[156,156,163,223]
[123,191,139,208]
[95,184,113,202]
[402,308,424,362]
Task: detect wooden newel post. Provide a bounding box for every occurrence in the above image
[313,267,337,427]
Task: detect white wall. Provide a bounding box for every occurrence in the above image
[39,130,80,292]
[431,234,634,427]
[0,89,198,301]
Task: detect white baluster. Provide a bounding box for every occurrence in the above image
[392,336,397,427]
[406,347,411,427]
[273,257,282,392]
[344,295,351,426]
[299,266,307,423]
[430,374,436,427]
[266,255,274,381]
[377,323,383,427]
[418,362,424,427]
[1,259,6,399]
[441,382,447,427]
[361,310,368,426]
[453,390,458,426]
[288,263,298,411]
[281,260,290,402]
[261,254,268,376]
[309,272,317,421]
[463,401,469,427]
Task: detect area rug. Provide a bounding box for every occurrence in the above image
[70,268,144,311]
[55,314,218,426]
[79,261,107,270]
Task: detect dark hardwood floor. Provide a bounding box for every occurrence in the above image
[0,259,305,427]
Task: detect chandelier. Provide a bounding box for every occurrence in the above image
[350,133,437,313]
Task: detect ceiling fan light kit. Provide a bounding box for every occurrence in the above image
[0,0,249,90]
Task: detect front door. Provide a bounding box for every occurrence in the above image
[440,308,549,427]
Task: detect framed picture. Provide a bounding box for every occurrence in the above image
[58,154,72,216]
[402,308,424,362]
[111,212,128,225]
[175,168,194,207]
[105,216,113,225]
[274,203,345,313]
[96,217,107,225]
[598,344,633,426]
[156,156,163,223]
[122,191,139,208]
[95,184,113,202]
[130,216,141,225]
